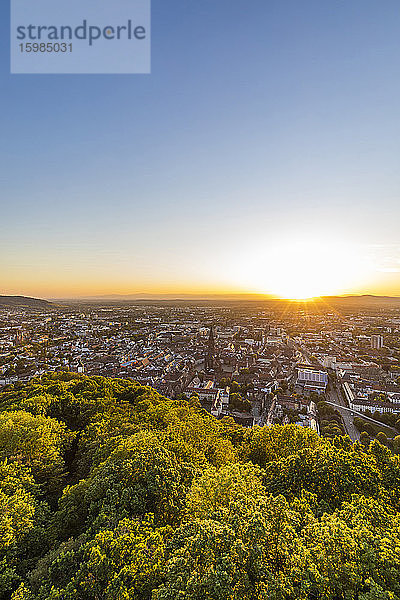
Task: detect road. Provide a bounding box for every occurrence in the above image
[326,381,360,442]
[252,399,266,427]
[326,400,399,437]
[291,339,359,440]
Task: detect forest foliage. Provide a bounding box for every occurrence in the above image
[0,373,400,600]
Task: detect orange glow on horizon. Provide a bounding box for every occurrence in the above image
[2,238,399,300]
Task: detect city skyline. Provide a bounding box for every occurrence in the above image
[1,0,400,299]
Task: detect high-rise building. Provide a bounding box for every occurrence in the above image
[371,335,384,349]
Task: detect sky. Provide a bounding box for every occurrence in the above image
[1,0,400,299]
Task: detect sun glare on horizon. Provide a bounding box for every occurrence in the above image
[230,238,372,300]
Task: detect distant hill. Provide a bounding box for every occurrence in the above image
[0,295,52,308]
[320,295,400,307]
[58,293,400,309]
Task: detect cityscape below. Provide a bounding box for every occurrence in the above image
[2,293,400,446]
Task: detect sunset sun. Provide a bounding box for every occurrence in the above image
[231,238,371,300]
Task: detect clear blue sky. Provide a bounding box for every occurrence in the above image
[1,0,400,297]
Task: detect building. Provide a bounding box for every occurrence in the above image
[185,378,217,403]
[185,377,230,417]
[210,387,230,418]
[342,381,400,414]
[296,365,328,394]
[323,356,336,370]
[371,335,384,349]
